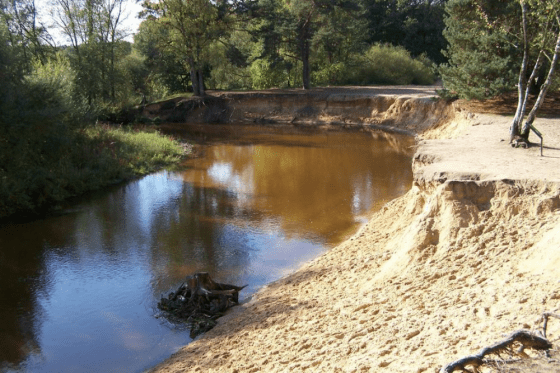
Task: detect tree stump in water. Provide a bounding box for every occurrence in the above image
[158,272,247,337]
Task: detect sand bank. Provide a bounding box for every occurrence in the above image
[148,90,560,373]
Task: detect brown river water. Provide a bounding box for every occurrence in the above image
[0,124,414,373]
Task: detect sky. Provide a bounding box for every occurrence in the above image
[36,0,144,44]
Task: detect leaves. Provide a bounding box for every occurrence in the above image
[440,0,521,99]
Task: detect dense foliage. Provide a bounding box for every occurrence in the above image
[0,6,186,219]
[135,0,444,93]
[439,0,521,99]
[440,0,560,100]
[364,0,447,64]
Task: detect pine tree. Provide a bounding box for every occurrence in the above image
[439,0,520,99]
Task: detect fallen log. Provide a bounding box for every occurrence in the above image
[158,272,247,337]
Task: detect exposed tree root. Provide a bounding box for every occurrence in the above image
[158,272,247,338]
[440,310,560,372]
[541,312,560,339]
[440,313,557,373]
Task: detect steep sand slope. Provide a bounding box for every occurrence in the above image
[149,95,560,373]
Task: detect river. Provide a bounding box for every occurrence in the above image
[0,125,413,373]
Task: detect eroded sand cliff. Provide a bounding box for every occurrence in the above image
[148,88,560,373]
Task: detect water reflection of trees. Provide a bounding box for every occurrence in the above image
[0,233,42,367]
[175,129,415,245]
[0,216,76,368]
[148,129,416,293]
[148,182,256,292]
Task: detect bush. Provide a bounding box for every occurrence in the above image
[249,58,301,89]
[351,44,436,85]
[310,44,436,87]
[311,62,348,86]
[23,54,88,121]
[207,34,253,90]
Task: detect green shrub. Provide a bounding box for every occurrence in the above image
[311,62,348,86]
[249,58,301,89]
[250,58,287,89]
[352,44,436,85]
[310,44,436,87]
[23,54,89,121]
[207,34,253,90]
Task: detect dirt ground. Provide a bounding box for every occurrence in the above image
[148,88,560,373]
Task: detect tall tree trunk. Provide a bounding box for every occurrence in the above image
[189,58,200,96]
[110,26,116,101]
[191,68,200,96]
[301,38,310,90]
[510,2,529,142]
[298,15,312,91]
[521,24,560,138]
[198,69,205,96]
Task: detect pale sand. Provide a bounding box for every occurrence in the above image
[149,99,560,373]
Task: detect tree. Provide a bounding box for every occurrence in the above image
[439,0,520,100]
[141,0,230,96]
[0,0,54,67]
[51,0,128,103]
[0,17,23,121]
[363,0,448,64]
[311,4,368,85]
[441,0,560,143]
[254,0,362,90]
[134,19,192,97]
[509,0,560,142]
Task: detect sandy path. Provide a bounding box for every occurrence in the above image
[149,97,560,373]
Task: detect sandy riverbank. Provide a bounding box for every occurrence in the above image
[148,90,560,373]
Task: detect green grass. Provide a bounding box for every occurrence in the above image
[82,124,187,175]
[0,123,189,219]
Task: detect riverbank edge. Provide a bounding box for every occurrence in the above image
[140,86,455,137]
[0,124,190,222]
[148,90,560,373]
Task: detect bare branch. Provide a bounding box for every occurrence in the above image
[440,330,552,373]
[542,311,560,339]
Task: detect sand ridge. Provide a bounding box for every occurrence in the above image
[148,95,560,373]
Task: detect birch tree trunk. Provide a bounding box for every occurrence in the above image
[510,6,560,144]
[509,2,529,142]
[521,25,560,138]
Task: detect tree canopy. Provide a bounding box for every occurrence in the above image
[140,0,232,96]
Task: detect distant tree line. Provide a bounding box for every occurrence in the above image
[136,0,447,97]
[1,0,449,104]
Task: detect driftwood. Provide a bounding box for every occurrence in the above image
[158,272,247,337]
[441,311,560,372]
[440,330,553,373]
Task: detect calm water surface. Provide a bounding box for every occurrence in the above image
[0,125,414,373]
